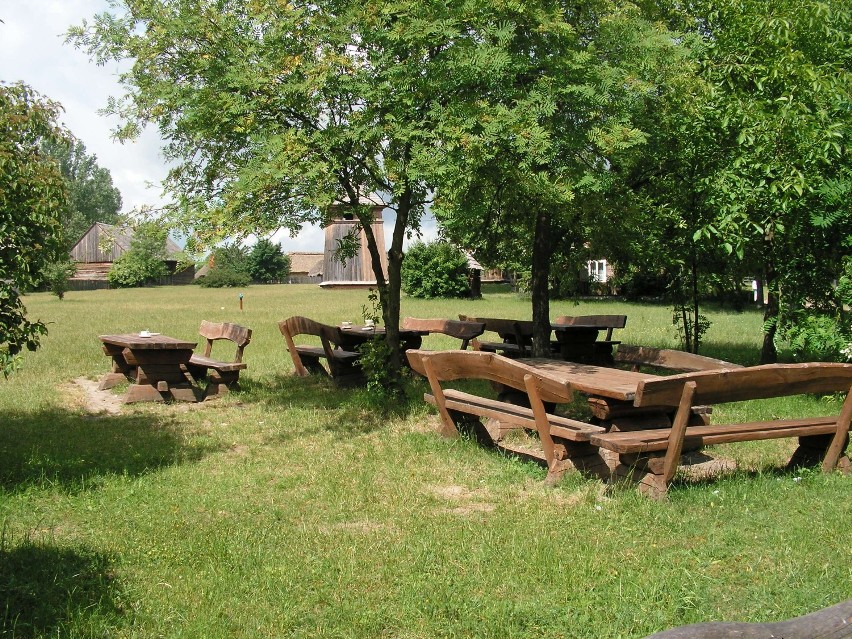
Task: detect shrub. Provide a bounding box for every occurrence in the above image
[248,239,290,283]
[42,260,77,300]
[107,223,169,288]
[401,241,469,299]
[197,268,251,288]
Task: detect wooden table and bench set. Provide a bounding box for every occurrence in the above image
[407,347,852,498]
[98,321,252,403]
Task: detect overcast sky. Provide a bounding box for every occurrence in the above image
[0,1,435,252]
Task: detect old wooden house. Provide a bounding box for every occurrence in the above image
[69,222,194,290]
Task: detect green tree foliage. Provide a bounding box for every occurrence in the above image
[401,242,469,299]
[687,0,852,362]
[0,82,68,376]
[42,260,77,301]
[433,1,686,354]
[42,139,122,249]
[248,239,290,284]
[107,222,169,288]
[198,243,251,288]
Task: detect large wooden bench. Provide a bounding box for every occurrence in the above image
[186,321,252,399]
[401,318,485,350]
[458,315,537,358]
[278,316,362,386]
[406,349,608,481]
[589,363,852,498]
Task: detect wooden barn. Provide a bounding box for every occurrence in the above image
[69,222,194,290]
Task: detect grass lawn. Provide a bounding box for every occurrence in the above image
[1,284,849,638]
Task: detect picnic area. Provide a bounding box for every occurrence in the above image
[1,283,849,638]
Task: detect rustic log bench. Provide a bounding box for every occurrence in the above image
[401,317,485,350]
[458,315,537,358]
[589,362,852,498]
[186,321,252,399]
[406,349,609,481]
[278,316,363,386]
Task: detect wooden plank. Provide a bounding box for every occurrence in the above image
[635,362,852,407]
[615,344,742,373]
[591,417,840,454]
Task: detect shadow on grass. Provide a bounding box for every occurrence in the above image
[239,372,431,439]
[0,408,215,493]
[0,538,122,638]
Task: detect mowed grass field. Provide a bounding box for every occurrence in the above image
[1,284,849,638]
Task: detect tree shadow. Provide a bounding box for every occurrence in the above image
[0,408,216,493]
[240,373,429,440]
[0,539,122,638]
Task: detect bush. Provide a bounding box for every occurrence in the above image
[401,241,470,299]
[42,260,77,300]
[107,223,169,288]
[197,269,251,288]
[248,239,290,283]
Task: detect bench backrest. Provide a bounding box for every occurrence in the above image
[635,362,852,408]
[278,316,341,374]
[615,344,742,373]
[198,320,252,362]
[406,348,572,404]
[553,315,627,340]
[401,318,486,349]
[458,315,537,354]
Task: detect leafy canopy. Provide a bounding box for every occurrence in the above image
[0,82,68,376]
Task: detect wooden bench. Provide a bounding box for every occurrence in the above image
[615,344,742,373]
[458,315,537,358]
[406,349,608,481]
[589,363,852,498]
[186,321,252,399]
[552,314,627,364]
[278,316,362,385]
[401,318,485,350]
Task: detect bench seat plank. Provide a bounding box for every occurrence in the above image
[189,355,247,373]
[592,416,840,454]
[425,390,604,441]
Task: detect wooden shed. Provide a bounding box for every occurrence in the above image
[319,200,387,289]
[69,222,194,289]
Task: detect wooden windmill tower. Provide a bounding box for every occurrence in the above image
[319,198,388,288]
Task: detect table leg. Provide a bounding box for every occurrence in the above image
[123,348,200,403]
[98,343,136,390]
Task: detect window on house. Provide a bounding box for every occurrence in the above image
[588,259,607,283]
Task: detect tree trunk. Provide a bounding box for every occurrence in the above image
[530,208,552,358]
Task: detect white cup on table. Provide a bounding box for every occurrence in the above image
[365,319,375,328]
[341,321,352,329]
[139,330,152,337]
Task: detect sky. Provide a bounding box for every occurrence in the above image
[0,1,435,252]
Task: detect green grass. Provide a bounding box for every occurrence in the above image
[1,285,849,638]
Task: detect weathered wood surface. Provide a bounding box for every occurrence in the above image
[401,317,485,350]
[615,344,742,373]
[642,598,852,639]
[593,362,852,498]
[520,358,658,402]
[98,334,199,403]
[278,316,363,385]
[186,321,252,399]
[407,349,608,482]
[458,315,537,358]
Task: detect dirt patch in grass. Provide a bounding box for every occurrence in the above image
[425,483,497,516]
[67,377,124,415]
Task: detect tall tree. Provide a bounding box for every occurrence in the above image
[69,0,507,384]
[687,0,852,362]
[434,0,686,355]
[42,139,122,249]
[0,82,68,376]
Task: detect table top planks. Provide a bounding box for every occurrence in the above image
[99,334,197,350]
[521,358,658,401]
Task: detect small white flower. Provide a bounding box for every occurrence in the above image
[793,476,802,482]
[595,505,603,511]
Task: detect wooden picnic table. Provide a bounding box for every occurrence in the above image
[98,333,200,403]
[336,325,427,352]
[522,358,657,402]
